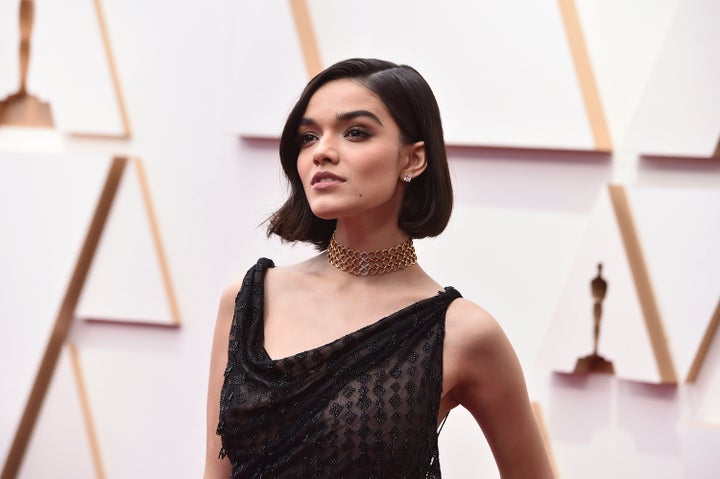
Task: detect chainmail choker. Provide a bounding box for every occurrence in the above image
[326,232,417,276]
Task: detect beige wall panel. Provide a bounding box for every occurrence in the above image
[624,0,720,157]
[438,400,558,477]
[66,341,193,479]
[17,347,98,479]
[437,406,499,477]
[678,423,720,478]
[548,375,685,478]
[421,204,587,360]
[0,127,64,154]
[0,2,21,92]
[0,153,111,470]
[574,0,681,148]
[224,1,308,137]
[302,0,595,149]
[686,322,720,425]
[229,1,598,150]
[629,187,720,381]
[0,0,126,136]
[305,0,595,149]
[539,187,665,383]
[75,158,179,326]
[3,0,720,477]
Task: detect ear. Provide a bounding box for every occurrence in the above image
[400,141,427,182]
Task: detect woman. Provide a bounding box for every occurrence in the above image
[205,58,553,478]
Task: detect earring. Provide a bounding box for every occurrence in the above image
[402,173,412,183]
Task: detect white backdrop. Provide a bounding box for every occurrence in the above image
[1,0,720,477]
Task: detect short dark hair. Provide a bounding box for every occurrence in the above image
[266,58,453,250]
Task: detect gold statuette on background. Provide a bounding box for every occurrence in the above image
[574,263,615,374]
[0,0,54,128]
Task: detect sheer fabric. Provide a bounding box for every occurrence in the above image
[218,258,461,478]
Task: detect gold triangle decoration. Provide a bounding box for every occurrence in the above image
[545,185,678,384]
[78,157,181,327]
[608,185,677,383]
[288,0,322,79]
[687,299,720,383]
[1,157,123,479]
[1,156,180,478]
[557,0,612,152]
[287,0,611,152]
[627,186,720,384]
[68,344,106,479]
[82,0,131,138]
[532,402,559,478]
[15,346,100,478]
[548,185,720,385]
[132,157,180,325]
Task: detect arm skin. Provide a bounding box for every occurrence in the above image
[444,299,555,478]
[203,280,243,479]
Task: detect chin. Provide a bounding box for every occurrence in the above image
[308,200,346,221]
[310,209,340,221]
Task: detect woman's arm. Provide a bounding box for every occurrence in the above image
[445,299,554,478]
[203,281,241,479]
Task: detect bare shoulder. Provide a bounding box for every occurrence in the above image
[218,256,316,309]
[443,298,555,478]
[217,275,247,319]
[442,297,522,406]
[444,298,505,356]
[221,273,247,299]
[263,255,326,293]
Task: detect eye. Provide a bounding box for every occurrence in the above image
[299,132,318,146]
[345,127,370,140]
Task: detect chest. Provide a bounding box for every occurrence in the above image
[219,277,450,476]
[262,284,422,361]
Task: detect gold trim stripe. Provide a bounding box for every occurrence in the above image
[687,299,720,382]
[84,318,180,329]
[532,402,559,478]
[289,0,323,79]
[558,0,612,152]
[93,0,131,138]
[608,185,677,383]
[1,156,127,479]
[69,345,106,479]
[133,157,181,325]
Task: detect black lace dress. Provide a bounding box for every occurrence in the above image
[217,258,462,478]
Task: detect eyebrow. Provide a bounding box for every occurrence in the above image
[300,110,384,127]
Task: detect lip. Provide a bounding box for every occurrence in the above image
[311,171,346,189]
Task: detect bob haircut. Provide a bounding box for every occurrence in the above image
[267,58,453,250]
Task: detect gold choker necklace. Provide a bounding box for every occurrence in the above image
[327,233,417,276]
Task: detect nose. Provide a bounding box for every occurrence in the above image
[312,135,339,165]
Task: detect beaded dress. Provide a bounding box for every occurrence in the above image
[217,258,462,478]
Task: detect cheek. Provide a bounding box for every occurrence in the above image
[296,152,312,181]
[362,155,401,184]
[352,167,401,201]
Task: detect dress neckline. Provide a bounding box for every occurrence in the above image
[256,262,458,364]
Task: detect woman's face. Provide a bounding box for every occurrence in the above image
[296,79,412,223]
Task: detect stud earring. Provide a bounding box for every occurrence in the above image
[402,173,412,183]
